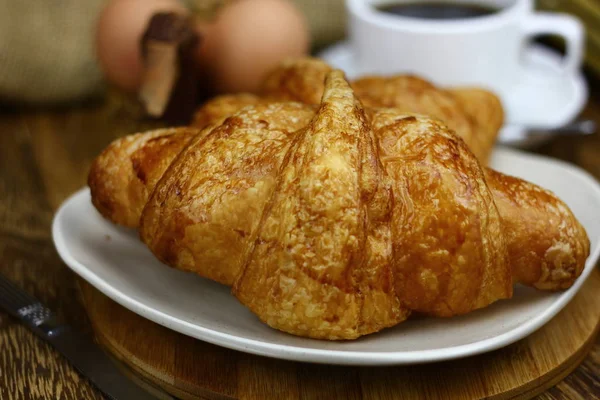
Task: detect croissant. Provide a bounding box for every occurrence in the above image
[193,58,504,164]
[89,70,589,340]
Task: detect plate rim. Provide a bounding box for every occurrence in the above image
[52,148,600,366]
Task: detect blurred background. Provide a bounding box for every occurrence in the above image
[0,0,598,107]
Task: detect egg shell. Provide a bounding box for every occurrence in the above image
[197,0,310,93]
[96,0,188,92]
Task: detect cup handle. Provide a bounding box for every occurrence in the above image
[522,12,585,75]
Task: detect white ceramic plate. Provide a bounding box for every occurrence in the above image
[318,42,588,147]
[53,148,600,366]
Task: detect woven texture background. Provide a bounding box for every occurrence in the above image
[0,0,106,104]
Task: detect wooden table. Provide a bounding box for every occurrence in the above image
[0,89,599,400]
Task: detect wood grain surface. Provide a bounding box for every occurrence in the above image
[0,86,600,399]
[77,269,600,400]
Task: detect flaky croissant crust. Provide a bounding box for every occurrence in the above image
[89,70,589,340]
[193,58,504,165]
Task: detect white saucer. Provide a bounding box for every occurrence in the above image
[318,42,588,147]
[53,148,600,366]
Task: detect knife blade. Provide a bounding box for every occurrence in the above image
[0,273,159,400]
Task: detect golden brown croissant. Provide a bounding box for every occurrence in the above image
[89,71,588,340]
[193,58,504,164]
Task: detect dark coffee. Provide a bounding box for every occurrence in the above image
[377,2,499,20]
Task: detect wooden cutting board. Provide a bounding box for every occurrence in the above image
[79,268,600,400]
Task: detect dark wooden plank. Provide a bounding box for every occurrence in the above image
[0,111,103,399]
[0,114,52,240]
[0,96,165,400]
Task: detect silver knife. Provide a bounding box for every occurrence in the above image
[0,273,160,400]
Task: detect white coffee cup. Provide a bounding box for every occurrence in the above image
[347,0,584,97]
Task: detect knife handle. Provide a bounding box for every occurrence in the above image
[0,274,160,399]
[17,302,71,338]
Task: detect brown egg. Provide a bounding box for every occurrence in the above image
[96,0,188,92]
[197,0,310,93]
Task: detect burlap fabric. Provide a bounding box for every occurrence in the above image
[0,0,346,104]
